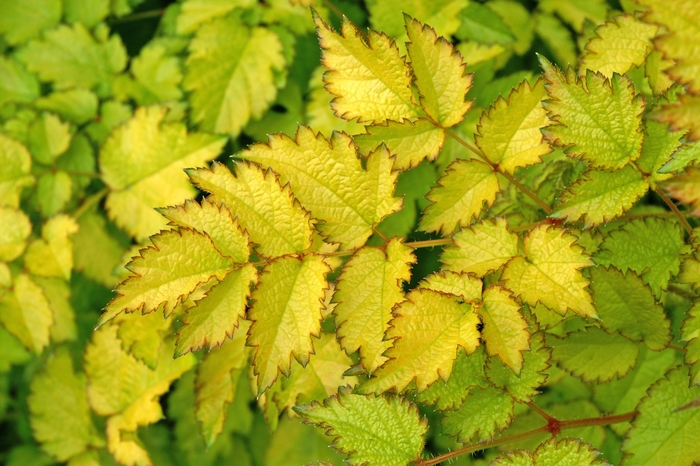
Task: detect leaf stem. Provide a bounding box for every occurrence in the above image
[73,187,108,219]
[322,0,346,20]
[655,186,693,235]
[372,226,390,244]
[108,8,164,24]
[404,238,452,249]
[526,402,557,423]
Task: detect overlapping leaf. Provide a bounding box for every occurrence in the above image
[0,207,31,262]
[0,0,61,45]
[0,56,40,107]
[418,271,482,302]
[23,215,78,280]
[0,134,34,208]
[367,0,467,39]
[442,385,514,443]
[492,437,607,465]
[654,94,700,141]
[0,273,53,354]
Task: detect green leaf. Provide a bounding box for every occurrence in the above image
[405,15,472,128]
[492,437,608,465]
[73,210,126,288]
[636,120,683,186]
[539,56,645,170]
[441,217,519,277]
[35,89,99,125]
[23,215,79,280]
[550,328,639,383]
[100,106,226,240]
[550,165,649,227]
[455,2,514,45]
[356,288,481,393]
[502,224,596,318]
[241,127,401,250]
[248,254,331,392]
[115,310,171,369]
[315,12,418,124]
[659,140,700,174]
[590,267,671,350]
[187,161,313,258]
[99,229,233,326]
[36,277,76,344]
[540,0,607,31]
[476,79,551,174]
[294,387,427,466]
[176,0,256,34]
[35,171,72,217]
[534,14,577,67]
[0,0,61,45]
[681,302,700,385]
[0,207,31,262]
[0,273,53,354]
[28,112,71,165]
[63,0,109,28]
[184,14,285,137]
[622,366,700,465]
[367,0,467,39]
[0,56,40,107]
[333,239,415,373]
[419,159,500,235]
[442,385,514,443]
[418,270,483,302]
[29,347,102,461]
[114,43,182,105]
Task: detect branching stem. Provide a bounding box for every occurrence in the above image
[655,186,693,235]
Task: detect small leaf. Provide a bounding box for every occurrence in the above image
[35,88,99,125]
[63,0,109,28]
[0,207,31,262]
[115,43,182,105]
[294,387,427,466]
[442,385,514,443]
[492,437,608,465]
[418,270,483,302]
[636,120,683,186]
[0,273,53,354]
[681,302,700,385]
[24,215,79,280]
[0,133,34,208]
[654,94,700,142]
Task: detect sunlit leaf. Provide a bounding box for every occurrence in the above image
[0,207,31,262]
[492,437,608,465]
[442,385,514,443]
[418,270,482,302]
[0,273,53,354]
[24,215,79,280]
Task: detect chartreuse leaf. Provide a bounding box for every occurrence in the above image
[0,274,53,353]
[492,437,607,465]
[187,162,313,258]
[73,210,125,288]
[35,89,99,125]
[479,286,530,374]
[405,15,472,128]
[36,277,76,344]
[659,138,700,175]
[63,0,109,27]
[115,43,182,105]
[35,171,72,218]
[418,271,482,302]
[476,79,551,174]
[0,56,40,107]
[622,366,700,465]
[294,387,427,466]
[367,0,466,39]
[420,159,500,235]
[333,239,415,373]
[176,0,255,34]
[580,14,658,77]
[354,118,445,170]
[175,264,257,357]
[0,0,61,45]
[241,127,401,250]
[306,66,366,137]
[539,56,645,170]
[195,320,250,446]
[100,106,225,240]
[0,132,34,208]
[636,121,683,186]
[28,347,102,462]
[681,302,700,385]
[550,165,649,227]
[315,12,418,123]
[456,2,514,44]
[184,13,284,137]
[550,327,639,383]
[248,254,330,392]
[99,229,233,326]
[28,112,71,165]
[158,199,250,263]
[356,289,480,394]
[590,267,670,350]
[595,218,690,297]
[503,224,596,318]
[0,207,31,262]
[442,385,514,443]
[24,215,79,280]
[114,310,172,369]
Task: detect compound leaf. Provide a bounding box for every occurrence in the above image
[442,385,514,443]
[0,273,53,354]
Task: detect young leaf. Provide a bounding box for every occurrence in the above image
[241,127,401,249]
[0,274,53,354]
[0,133,34,208]
[442,385,514,443]
[476,79,551,174]
[441,217,519,277]
[405,15,472,128]
[681,302,700,385]
[248,254,330,393]
[99,229,233,326]
[0,0,61,45]
[418,270,482,302]
[23,215,79,280]
[356,288,480,394]
[187,161,313,258]
[294,387,427,466]
[0,207,31,262]
[333,239,415,373]
[419,159,500,235]
[502,224,596,318]
[315,12,418,123]
[492,437,608,465]
[539,56,645,170]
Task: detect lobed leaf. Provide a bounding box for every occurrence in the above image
[442,385,514,443]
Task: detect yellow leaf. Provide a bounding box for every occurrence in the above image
[305,66,366,137]
[241,127,401,249]
[418,270,483,302]
[35,277,76,344]
[356,288,481,393]
[248,254,331,392]
[315,12,418,123]
[0,206,31,261]
[333,239,415,373]
[0,133,34,207]
[503,224,596,318]
[115,311,173,369]
[73,210,126,288]
[24,214,78,280]
[0,273,53,354]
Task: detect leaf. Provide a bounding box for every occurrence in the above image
[418,270,482,302]
[354,118,445,170]
[580,14,658,77]
[99,229,233,326]
[0,0,61,45]
[441,217,519,277]
[456,2,515,44]
[502,224,596,318]
[478,285,530,374]
[0,273,53,354]
[492,437,607,465]
[184,13,285,137]
[35,89,99,125]
[0,56,40,107]
[549,165,649,227]
[405,15,472,128]
[294,387,427,466]
[681,302,700,385]
[73,210,126,287]
[241,127,401,249]
[28,112,72,165]
[264,416,346,466]
[333,239,415,373]
[356,288,481,394]
[175,264,257,357]
[590,267,670,350]
[654,94,700,142]
[35,171,72,217]
[100,106,226,240]
[367,0,466,39]
[419,158,500,235]
[305,66,366,137]
[0,133,34,209]
[63,0,109,27]
[442,385,514,443]
[24,215,79,280]
[115,43,182,105]
[187,161,313,258]
[36,277,76,344]
[622,366,700,465]
[0,207,31,262]
[195,320,250,446]
[28,347,101,461]
[539,56,645,170]
[115,311,172,369]
[315,12,418,124]
[248,254,330,392]
[659,139,700,175]
[636,121,683,186]
[476,79,551,174]
[176,0,255,34]
[549,328,639,383]
[594,218,690,297]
